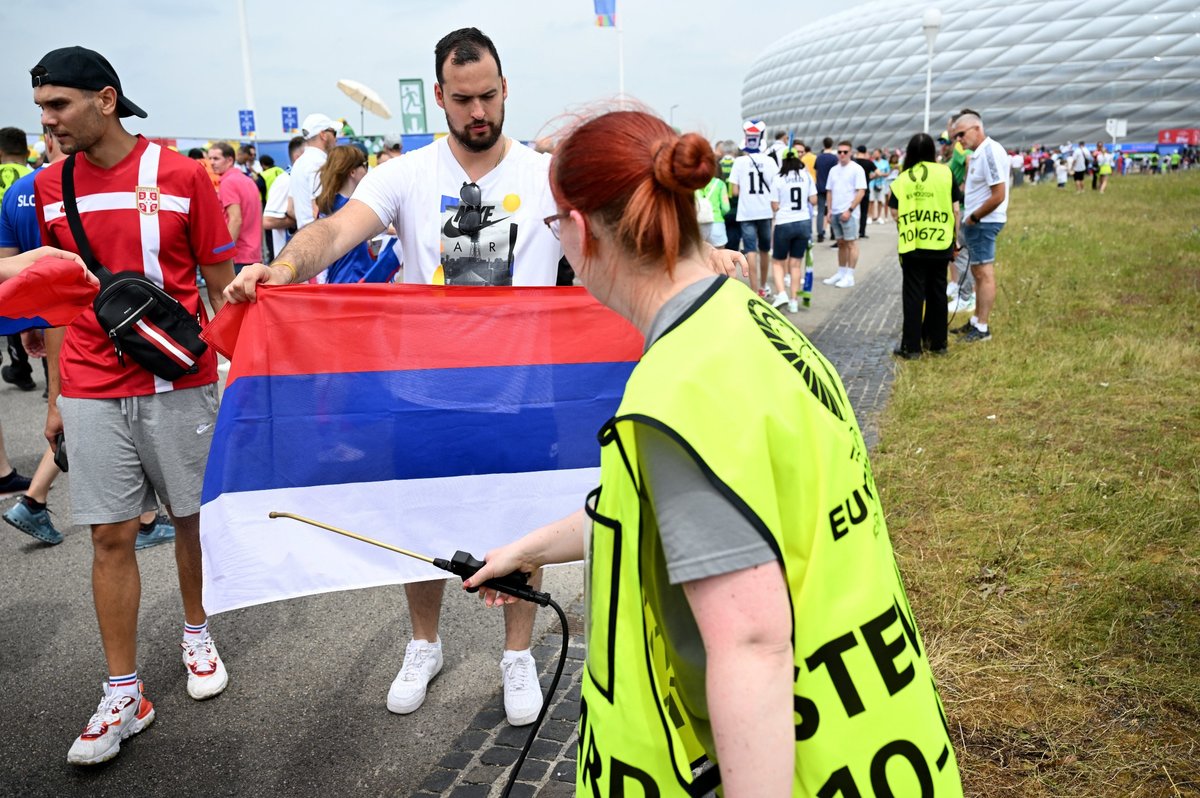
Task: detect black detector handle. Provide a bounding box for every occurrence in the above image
[433,550,550,607]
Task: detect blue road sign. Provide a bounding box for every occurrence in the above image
[239,109,256,137]
[282,106,298,134]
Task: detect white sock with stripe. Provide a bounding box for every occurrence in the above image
[184,620,208,643]
[108,671,139,698]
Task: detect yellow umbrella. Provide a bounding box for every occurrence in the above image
[336,79,392,135]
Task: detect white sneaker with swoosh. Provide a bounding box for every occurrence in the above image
[67,682,155,765]
[182,635,229,699]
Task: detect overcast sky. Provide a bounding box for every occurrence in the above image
[1,0,868,144]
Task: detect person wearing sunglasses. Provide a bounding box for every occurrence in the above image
[949,111,1008,343]
[821,141,867,288]
[466,109,963,798]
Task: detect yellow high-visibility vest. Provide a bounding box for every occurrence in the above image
[579,276,963,797]
[892,162,955,255]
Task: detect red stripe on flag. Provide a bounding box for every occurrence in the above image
[207,284,643,386]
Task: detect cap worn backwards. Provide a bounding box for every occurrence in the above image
[30,46,147,119]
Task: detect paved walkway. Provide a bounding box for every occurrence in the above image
[424,225,907,797]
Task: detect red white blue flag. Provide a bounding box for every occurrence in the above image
[199,284,641,613]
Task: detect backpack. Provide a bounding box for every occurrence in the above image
[696,189,715,224]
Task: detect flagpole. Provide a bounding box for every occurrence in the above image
[236,0,256,135]
[617,13,625,99]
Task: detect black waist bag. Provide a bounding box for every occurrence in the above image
[63,153,207,381]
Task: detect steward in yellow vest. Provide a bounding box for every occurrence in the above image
[892,162,954,255]
[578,276,963,797]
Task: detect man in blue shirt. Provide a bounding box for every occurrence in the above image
[813,137,838,243]
[0,128,49,392]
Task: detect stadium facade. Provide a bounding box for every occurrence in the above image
[742,0,1200,148]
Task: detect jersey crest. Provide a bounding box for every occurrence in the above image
[136,185,159,215]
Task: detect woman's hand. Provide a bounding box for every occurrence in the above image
[704,244,748,279]
[462,508,587,606]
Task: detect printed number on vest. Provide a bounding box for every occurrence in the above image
[790,186,806,211]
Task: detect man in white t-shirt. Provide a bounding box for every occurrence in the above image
[951,112,1009,342]
[1070,144,1088,192]
[728,119,778,297]
[822,140,867,288]
[262,136,305,261]
[223,27,559,728]
[289,112,338,231]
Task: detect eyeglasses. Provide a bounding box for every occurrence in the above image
[953,125,979,140]
[543,211,569,240]
[837,149,851,155]
[458,182,484,238]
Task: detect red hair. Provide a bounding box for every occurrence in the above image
[550,111,715,272]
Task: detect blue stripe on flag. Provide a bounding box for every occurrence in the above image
[202,360,634,501]
[0,316,51,335]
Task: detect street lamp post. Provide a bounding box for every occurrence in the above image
[669,104,680,128]
[922,8,942,134]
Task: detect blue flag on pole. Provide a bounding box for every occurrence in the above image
[594,0,616,27]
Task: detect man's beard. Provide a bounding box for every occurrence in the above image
[448,106,505,153]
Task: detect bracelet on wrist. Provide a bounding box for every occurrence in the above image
[273,261,298,282]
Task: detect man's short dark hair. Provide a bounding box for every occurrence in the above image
[238,143,256,156]
[838,140,853,149]
[186,148,205,160]
[434,27,503,85]
[823,136,834,149]
[259,154,275,169]
[288,135,305,157]
[0,127,26,157]
[775,132,787,141]
[211,141,235,160]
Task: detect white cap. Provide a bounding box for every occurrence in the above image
[301,112,339,139]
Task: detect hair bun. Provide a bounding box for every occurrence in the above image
[651,133,715,195]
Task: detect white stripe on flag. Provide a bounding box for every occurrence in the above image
[200,468,595,614]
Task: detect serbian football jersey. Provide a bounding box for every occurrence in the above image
[35,136,233,398]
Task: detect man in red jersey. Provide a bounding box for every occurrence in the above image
[30,46,235,765]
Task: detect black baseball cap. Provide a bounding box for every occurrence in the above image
[30,46,147,119]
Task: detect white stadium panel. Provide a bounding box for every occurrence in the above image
[742,0,1200,147]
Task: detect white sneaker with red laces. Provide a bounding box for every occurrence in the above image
[66,682,155,765]
[182,635,229,700]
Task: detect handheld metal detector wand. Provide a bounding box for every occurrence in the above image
[268,511,568,798]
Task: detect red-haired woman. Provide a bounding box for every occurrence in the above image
[466,111,962,798]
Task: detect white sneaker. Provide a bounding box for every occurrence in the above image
[787,299,799,313]
[948,293,976,314]
[834,274,855,288]
[822,273,842,285]
[501,651,543,726]
[771,292,789,309]
[182,635,229,700]
[387,638,443,714]
[67,682,155,765]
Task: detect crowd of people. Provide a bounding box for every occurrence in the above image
[1,22,1168,794]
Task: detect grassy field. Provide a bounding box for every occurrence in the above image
[874,172,1200,796]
